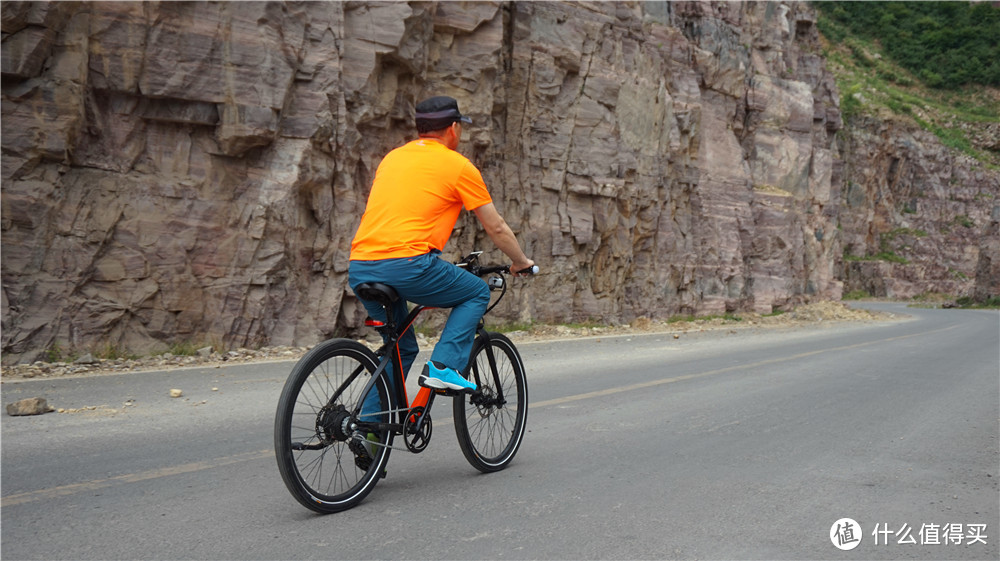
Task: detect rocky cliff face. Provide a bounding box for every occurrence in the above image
[1,1,994,364]
[837,114,999,299]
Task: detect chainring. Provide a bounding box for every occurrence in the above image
[402,406,432,453]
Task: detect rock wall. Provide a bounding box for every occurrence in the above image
[836,114,999,299]
[0,1,988,364]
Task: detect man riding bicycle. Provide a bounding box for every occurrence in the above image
[348,95,534,400]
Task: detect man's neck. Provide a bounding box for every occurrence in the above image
[417,135,456,150]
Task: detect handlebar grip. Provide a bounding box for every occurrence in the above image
[513,265,539,275]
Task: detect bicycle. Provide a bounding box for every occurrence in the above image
[274,252,535,513]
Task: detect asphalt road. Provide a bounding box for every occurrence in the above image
[1,303,997,560]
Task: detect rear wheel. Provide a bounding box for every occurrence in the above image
[454,333,528,472]
[274,339,393,513]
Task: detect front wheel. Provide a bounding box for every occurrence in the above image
[274,339,393,513]
[454,333,528,473]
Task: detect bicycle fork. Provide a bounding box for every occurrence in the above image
[467,325,507,408]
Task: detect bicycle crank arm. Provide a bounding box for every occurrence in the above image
[291,437,405,453]
[353,435,417,454]
[290,441,328,451]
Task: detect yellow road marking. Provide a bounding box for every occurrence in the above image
[531,324,957,408]
[3,324,957,507]
[2,449,274,507]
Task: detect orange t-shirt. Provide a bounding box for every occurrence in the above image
[350,139,493,261]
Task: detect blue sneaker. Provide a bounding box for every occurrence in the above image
[419,361,476,393]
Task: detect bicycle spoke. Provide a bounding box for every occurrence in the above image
[454,334,527,472]
[275,340,394,513]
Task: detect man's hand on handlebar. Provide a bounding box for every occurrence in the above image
[510,259,536,277]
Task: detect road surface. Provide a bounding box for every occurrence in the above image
[2,303,997,560]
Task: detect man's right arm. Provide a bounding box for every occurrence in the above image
[472,203,535,275]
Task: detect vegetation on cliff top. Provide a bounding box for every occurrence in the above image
[818,1,999,89]
[816,1,1000,168]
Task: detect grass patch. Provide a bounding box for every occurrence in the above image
[913,115,975,156]
[952,215,976,229]
[911,292,953,303]
[43,342,77,363]
[908,293,999,309]
[668,313,742,323]
[93,343,138,361]
[161,342,203,356]
[886,227,928,238]
[844,226,923,265]
[487,319,605,333]
[412,325,437,338]
[42,341,141,363]
[844,251,910,265]
[874,251,909,264]
[956,296,1000,309]
[151,341,213,357]
[489,320,536,334]
[817,9,1000,168]
[564,320,606,330]
[843,289,872,300]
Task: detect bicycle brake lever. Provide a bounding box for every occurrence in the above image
[456,251,484,268]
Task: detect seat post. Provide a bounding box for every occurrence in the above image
[356,282,402,338]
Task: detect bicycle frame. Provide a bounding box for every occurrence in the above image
[350,302,437,438]
[350,283,507,444]
[274,252,533,513]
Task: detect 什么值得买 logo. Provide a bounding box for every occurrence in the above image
[831,518,863,551]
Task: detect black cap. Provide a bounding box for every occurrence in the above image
[415,96,472,132]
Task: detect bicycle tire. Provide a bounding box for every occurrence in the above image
[453,333,528,473]
[274,339,393,513]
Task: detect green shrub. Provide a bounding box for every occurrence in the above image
[43,342,76,363]
[817,1,1000,89]
[94,343,137,361]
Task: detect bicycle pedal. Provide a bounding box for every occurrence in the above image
[347,439,372,470]
[437,387,478,397]
[354,456,387,479]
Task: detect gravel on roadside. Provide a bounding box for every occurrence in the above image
[1,302,897,381]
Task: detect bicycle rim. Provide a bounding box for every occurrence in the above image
[454,333,528,472]
[274,339,393,513]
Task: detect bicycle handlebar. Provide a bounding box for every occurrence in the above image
[456,252,538,278]
[477,264,539,276]
[452,252,537,315]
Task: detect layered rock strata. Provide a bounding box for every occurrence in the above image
[1,1,992,364]
[837,116,999,299]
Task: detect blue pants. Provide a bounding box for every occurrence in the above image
[349,252,490,418]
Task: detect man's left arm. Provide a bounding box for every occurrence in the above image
[472,203,534,275]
